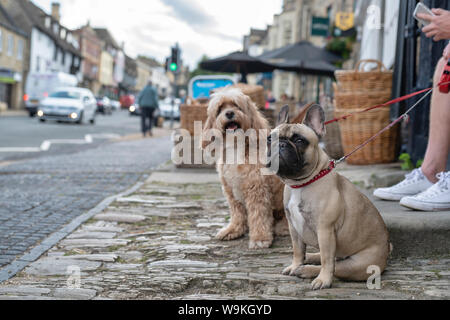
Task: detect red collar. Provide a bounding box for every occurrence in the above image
[290,161,336,189]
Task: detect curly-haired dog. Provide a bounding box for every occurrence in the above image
[202,87,288,249]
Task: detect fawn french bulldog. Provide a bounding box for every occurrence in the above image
[268,105,391,290]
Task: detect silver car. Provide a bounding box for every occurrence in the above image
[37,87,97,124]
[159,98,181,120]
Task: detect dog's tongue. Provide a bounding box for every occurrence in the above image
[227,123,238,131]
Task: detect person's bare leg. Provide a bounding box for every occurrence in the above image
[422,58,450,183]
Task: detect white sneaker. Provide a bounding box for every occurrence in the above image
[373,168,433,201]
[400,172,450,211]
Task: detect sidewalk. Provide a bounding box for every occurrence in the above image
[0,163,448,300]
[0,110,28,117]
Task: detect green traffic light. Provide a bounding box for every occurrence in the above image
[170,63,178,71]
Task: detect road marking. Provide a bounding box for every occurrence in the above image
[0,134,121,153]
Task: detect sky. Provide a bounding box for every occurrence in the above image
[31,0,283,69]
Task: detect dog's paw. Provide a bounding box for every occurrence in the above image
[216,226,244,241]
[293,265,321,279]
[249,240,272,250]
[282,264,302,276]
[311,275,333,291]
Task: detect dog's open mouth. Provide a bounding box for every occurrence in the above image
[225,121,241,132]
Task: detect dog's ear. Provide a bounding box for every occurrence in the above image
[303,104,326,139]
[277,105,290,125]
[291,103,314,124]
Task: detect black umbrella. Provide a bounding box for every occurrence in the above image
[274,59,338,77]
[200,51,276,83]
[259,41,342,64]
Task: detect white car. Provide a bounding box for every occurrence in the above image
[37,87,97,124]
[159,98,181,120]
[111,100,121,111]
[24,72,78,117]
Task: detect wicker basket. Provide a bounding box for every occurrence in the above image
[335,59,393,93]
[180,104,208,136]
[334,91,392,110]
[230,83,266,109]
[335,107,398,165]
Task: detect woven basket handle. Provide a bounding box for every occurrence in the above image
[355,59,387,72]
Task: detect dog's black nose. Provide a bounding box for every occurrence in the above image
[226,111,235,120]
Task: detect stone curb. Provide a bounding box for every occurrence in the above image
[0,174,149,284]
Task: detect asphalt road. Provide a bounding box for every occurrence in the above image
[0,110,173,269]
[0,110,143,162]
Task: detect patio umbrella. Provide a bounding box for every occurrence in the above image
[274,59,338,77]
[200,51,277,83]
[259,41,342,65]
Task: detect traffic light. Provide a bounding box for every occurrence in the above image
[170,47,179,72]
[165,57,170,73]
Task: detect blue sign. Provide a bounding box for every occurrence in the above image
[189,76,235,99]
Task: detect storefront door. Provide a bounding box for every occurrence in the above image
[0,82,12,109]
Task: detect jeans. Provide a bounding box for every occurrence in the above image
[141,107,155,135]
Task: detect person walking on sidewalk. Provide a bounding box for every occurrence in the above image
[374,8,450,211]
[138,80,159,137]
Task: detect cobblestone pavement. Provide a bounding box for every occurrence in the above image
[0,174,448,300]
[0,133,172,271]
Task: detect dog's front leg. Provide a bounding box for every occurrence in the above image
[312,226,336,290]
[245,187,274,250]
[216,180,248,241]
[282,218,306,276]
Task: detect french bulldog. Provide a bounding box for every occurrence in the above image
[268,105,391,290]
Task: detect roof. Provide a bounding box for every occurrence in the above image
[10,0,81,57]
[93,28,120,49]
[0,3,27,37]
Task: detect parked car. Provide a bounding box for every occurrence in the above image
[159,98,181,120]
[129,104,140,116]
[37,87,97,124]
[24,72,78,117]
[120,95,135,109]
[96,96,113,115]
[111,100,121,111]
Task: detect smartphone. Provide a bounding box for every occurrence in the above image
[414,2,435,26]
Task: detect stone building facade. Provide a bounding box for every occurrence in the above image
[0,3,27,110]
[73,23,102,95]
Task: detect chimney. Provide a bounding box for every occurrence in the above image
[51,2,61,22]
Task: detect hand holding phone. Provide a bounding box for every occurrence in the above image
[414,2,435,26]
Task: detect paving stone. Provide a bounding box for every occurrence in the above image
[0,286,51,296]
[93,214,146,223]
[53,288,97,300]
[59,239,129,248]
[61,254,118,262]
[25,257,101,276]
[149,260,219,268]
[67,232,117,240]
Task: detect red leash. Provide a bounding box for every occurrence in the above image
[324,87,433,126]
[289,82,450,189]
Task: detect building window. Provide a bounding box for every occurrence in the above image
[53,23,59,35]
[0,30,2,53]
[45,17,51,28]
[61,28,66,39]
[283,22,292,46]
[7,34,14,56]
[17,39,24,60]
[36,56,40,72]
